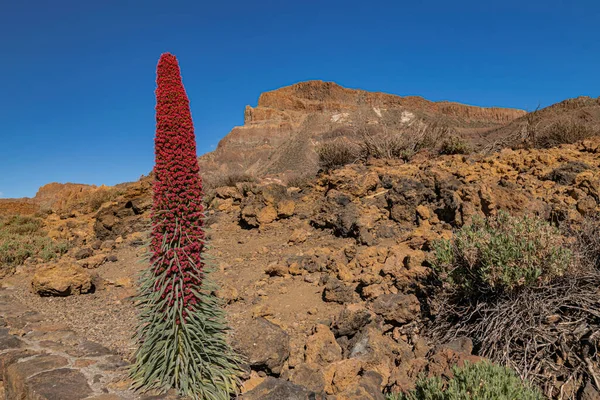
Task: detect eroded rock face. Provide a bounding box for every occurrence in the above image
[199,80,526,180]
[31,263,93,296]
[234,318,290,375]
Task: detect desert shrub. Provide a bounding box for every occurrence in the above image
[535,120,598,148]
[438,135,471,155]
[204,171,256,191]
[317,139,359,171]
[0,231,70,270]
[0,215,42,235]
[564,213,600,271]
[389,361,543,400]
[358,133,407,160]
[432,211,572,296]
[86,188,123,211]
[430,212,599,398]
[286,172,315,189]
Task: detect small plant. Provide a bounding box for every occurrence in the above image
[432,211,572,295]
[388,361,543,400]
[204,172,256,191]
[438,135,471,155]
[317,139,359,171]
[130,53,243,399]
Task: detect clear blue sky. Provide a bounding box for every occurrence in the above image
[1,0,598,198]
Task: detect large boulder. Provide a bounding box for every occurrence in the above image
[31,263,94,296]
[242,377,324,400]
[304,325,342,366]
[370,293,421,325]
[234,318,290,375]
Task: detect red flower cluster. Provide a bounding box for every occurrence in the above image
[151,53,204,319]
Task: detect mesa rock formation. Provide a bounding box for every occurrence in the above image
[199,80,526,180]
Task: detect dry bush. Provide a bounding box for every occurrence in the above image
[286,172,315,189]
[203,171,256,191]
[86,188,123,212]
[534,120,598,148]
[317,139,360,171]
[429,212,599,398]
[357,122,455,162]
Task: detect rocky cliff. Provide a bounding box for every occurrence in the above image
[200,80,526,179]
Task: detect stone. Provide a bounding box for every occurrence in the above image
[277,199,296,218]
[0,328,25,351]
[330,371,386,400]
[31,263,93,296]
[427,347,482,378]
[214,283,240,304]
[286,362,326,393]
[331,305,371,338]
[370,293,420,325]
[265,263,288,277]
[323,278,358,304]
[74,248,93,260]
[100,240,116,250]
[0,349,37,372]
[4,354,69,399]
[289,228,310,244]
[234,318,290,375]
[434,336,473,355]
[26,368,93,400]
[77,254,107,269]
[304,324,343,366]
[257,205,278,225]
[65,339,112,357]
[242,377,323,400]
[389,357,429,393]
[349,326,414,386]
[323,358,363,394]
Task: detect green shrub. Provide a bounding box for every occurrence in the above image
[0,215,70,274]
[389,361,543,400]
[432,211,572,295]
[0,215,42,235]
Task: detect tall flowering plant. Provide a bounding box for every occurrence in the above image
[130,53,242,399]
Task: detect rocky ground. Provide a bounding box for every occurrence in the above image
[1,138,600,399]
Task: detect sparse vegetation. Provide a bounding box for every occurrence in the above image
[0,215,70,276]
[317,122,459,170]
[317,139,359,171]
[430,211,600,398]
[534,120,598,148]
[86,187,124,211]
[432,211,572,295]
[438,135,471,155]
[388,361,543,400]
[204,171,257,191]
